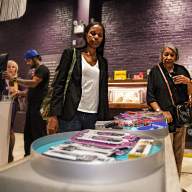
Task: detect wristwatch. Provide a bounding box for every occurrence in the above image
[155,108,161,112]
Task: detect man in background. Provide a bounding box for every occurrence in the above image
[4,49,50,156]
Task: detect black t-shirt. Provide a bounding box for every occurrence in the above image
[28,65,50,105]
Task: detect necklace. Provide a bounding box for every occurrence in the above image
[83,51,97,66]
[85,51,97,60]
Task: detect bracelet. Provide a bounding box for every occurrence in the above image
[155,108,161,112]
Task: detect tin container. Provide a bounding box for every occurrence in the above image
[31,131,164,185]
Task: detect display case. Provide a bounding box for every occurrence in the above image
[108,80,148,109]
[0,134,181,192]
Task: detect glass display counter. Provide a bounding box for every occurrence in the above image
[108,80,148,117]
[108,80,148,109]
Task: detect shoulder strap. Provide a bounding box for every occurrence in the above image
[157,64,176,106]
[62,48,77,104]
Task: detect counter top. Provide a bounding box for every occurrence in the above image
[0,135,181,192]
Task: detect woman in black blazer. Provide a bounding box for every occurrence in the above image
[147,43,192,176]
[48,22,109,133]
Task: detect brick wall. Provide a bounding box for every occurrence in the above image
[1,0,192,78]
[0,0,74,77]
[101,0,192,77]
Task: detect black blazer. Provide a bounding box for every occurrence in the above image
[50,48,109,121]
[147,62,190,129]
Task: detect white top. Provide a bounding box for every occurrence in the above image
[77,55,100,113]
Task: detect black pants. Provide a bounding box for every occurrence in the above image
[24,103,46,156]
[8,130,15,162]
[8,99,19,162]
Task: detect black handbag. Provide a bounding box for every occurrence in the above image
[176,102,192,124]
[158,64,192,125]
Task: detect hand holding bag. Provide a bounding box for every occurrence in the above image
[176,98,192,125]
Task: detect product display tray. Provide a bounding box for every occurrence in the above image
[31,131,164,185]
[112,110,169,139]
[124,126,169,139]
[96,121,169,139]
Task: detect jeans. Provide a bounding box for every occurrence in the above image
[59,111,97,132]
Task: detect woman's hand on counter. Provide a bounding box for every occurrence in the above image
[162,111,173,123]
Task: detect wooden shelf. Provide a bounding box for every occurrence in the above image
[109,102,148,109]
[108,80,147,87]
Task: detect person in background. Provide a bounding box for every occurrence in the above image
[147,43,192,176]
[3,60,19,162]
[4,49,50,156]
[48,21,109,134]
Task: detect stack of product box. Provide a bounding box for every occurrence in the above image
[113,111,168,131]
